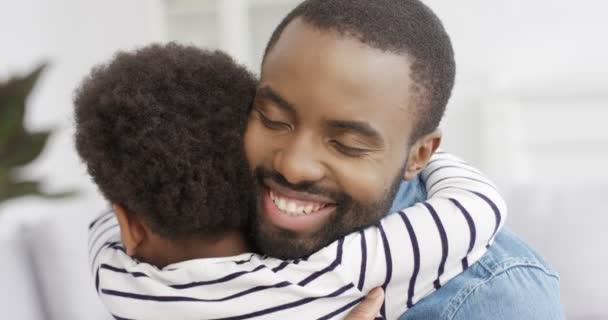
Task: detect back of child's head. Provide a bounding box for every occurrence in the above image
[74,42,256,240]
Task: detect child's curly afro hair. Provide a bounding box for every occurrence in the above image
[74,42,257,240]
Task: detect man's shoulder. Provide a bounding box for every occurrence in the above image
[401,228,564,320]
[469,227,558,277]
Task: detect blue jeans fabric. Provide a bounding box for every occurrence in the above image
[391,178,564,319]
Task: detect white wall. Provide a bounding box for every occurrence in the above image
[0,1,165,318]
[424,0,608,184]
[0,0,165,224]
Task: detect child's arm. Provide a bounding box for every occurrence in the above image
[331,151,507,318]
[86,152,506,319]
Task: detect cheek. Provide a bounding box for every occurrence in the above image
[333,161,397,204]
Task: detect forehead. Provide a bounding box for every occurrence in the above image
[260,19,416,145]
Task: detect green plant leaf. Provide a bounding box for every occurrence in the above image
[0,95,26,152]
[0,131,51,168]
[0,180,78,203]
[0,170,8,198]
[0,63,78,208]
[0,64,47,100]
[0,180,39,203]
[0,97,25,144]
[0,64,47,153]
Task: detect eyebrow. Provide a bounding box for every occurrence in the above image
[326,120,384,146]
[256,86,296,115]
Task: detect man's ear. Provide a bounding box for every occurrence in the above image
[403,128,442,180]
[112,204,146,257]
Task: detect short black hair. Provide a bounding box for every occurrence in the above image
[74,43,257,239]
[264,0,455,141]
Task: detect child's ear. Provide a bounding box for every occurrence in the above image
[403,129,442,181]
[112,204,146,257]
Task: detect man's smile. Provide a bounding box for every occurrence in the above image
[260,178,337,234]
[270,190,328,216]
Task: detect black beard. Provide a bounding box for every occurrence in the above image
[250,166,404,260]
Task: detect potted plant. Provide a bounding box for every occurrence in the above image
[0,64,74,208]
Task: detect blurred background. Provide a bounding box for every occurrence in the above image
[0,0,606,319]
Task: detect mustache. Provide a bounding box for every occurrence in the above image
[252,166,350,204]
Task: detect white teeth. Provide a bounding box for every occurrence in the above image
[270,190,326,216]
[304,205,313,214]
[286,202,297,214]
[278,198,287,211]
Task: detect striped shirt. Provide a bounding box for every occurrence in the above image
[88,152,507,320]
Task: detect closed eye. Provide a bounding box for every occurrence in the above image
[330,140,370,158]
[254,109,291,131]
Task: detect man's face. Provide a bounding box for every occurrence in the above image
[244,19,418,259]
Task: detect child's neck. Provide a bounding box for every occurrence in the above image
[141,229,250,268]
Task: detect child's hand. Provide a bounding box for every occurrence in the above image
[345,287,385,320]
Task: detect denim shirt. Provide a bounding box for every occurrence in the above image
[388,177,426,215]
[390,177,564,319]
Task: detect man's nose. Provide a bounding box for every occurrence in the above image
[272,135,325,185]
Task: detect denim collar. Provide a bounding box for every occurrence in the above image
[387,175,427,214]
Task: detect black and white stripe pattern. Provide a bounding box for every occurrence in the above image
[88,152,507,319]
